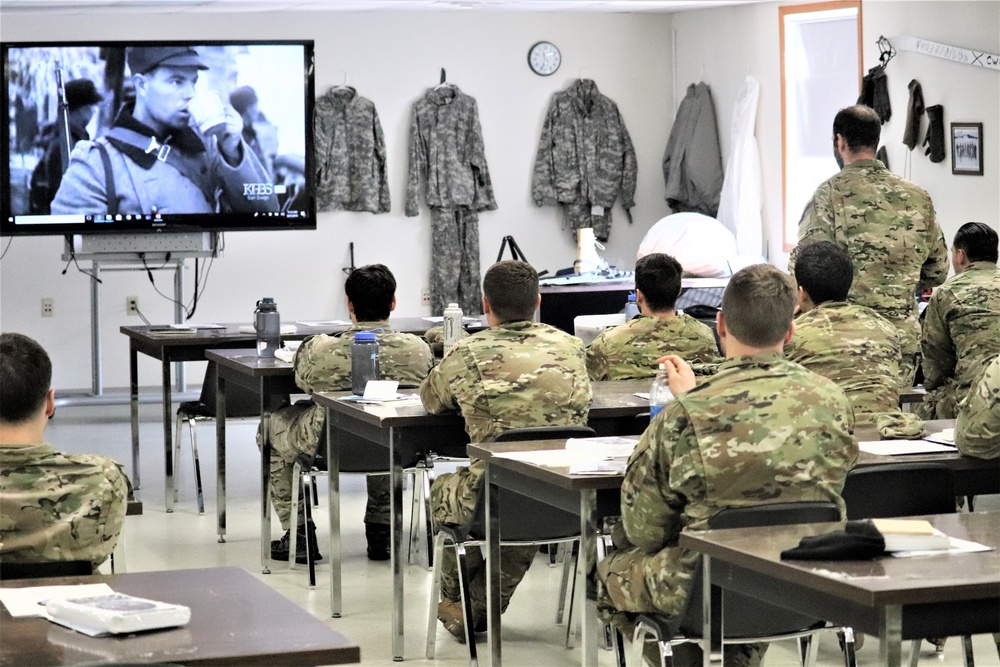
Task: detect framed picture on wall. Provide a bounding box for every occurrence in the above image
[951,122,984,175]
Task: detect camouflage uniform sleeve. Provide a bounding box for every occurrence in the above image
[531,97,559,207]
[918,207,949,291]
[955,354,1000,459]
[405,104,424,217]
[585,334,611,382]
[293,333,351,393]
[620,404,690,553]
[618,107,638,211]
[920,289,956,390]
[94,458,130,566]
[468,98,497,212]
[787,183,836,275]
[419,346,467,414]
[373,108,391,213]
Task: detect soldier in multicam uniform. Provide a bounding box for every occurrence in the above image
[788,104,948,388]
[264,265,433,563]
[786,240,902,416]
[314,86,390,214]
[587,253,720,381]
[597,265,857,667]
[422,260,593,642]
[918,223,1000,419]
[955,353,1000,458]
[0,333,130,570]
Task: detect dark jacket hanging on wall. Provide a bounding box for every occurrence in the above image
[858,67,891,124]
[314,87,391,214]
[662,82,723,218]
[531,78,637,241]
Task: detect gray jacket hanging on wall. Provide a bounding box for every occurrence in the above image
[531,78,637,240]
[662,82,724,217]
[314,87,391,214]
[405,85,496,216]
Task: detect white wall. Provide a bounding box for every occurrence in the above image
[672,0,1000,267]
[0,10,674,391]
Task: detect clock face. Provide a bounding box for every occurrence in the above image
[529,41,561,76]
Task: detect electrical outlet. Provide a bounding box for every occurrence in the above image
[126,296,139,316]
[41,298,53,317]
[421,288,431,306]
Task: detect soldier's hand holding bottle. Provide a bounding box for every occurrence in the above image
[655,355,697,396]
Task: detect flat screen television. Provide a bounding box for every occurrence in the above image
[2,40,316,236]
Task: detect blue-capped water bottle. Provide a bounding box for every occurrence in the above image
[351,330,381,395]
[649,363,674,421]
[624,292,640,319]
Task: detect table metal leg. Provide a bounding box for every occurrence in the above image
[327,409,342,618]
[259,379,272,574]
[702,555,712,667]
[129,344,141,489]
[880,605,903,667]
[390,426,404,661]
[216,374,227,543]
[486,468,502,667]
[579,489,598,667]
[163,357,174,512]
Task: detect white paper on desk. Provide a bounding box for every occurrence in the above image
[890,536,993,558]
[179,323,225,330]
[924,428,955,445]
[493,449,620,473]
[296,320,350,327]
[565,436,638,459]
[364,380,399,400]
[0,584,113,618]
[273,348,295,363]
[237,324,298,335]
[858,440,956,455]
[422,316,482,324]
[337,392,421,405]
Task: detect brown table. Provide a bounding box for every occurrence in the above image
[679,512,1000,667]
[0,566,359,666]
[121,318,474,507]
[310,378,651,661]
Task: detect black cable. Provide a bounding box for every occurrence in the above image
[140,252,192,318]
[0,236,12,261]
[61,241,103,283]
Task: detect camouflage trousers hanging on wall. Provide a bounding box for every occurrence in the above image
[430,207,482,316]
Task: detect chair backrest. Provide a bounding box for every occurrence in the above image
[460,426,597,542]
[678,501,841,639]
[188,361,284,419]
[0,559,92,580]
[574,314,626,346]
[841,463,955,520]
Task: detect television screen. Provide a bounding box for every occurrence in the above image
[2,40,316,236]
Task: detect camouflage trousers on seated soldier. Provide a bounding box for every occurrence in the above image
[432,460,535,614]
[263,399,390,530]
[598,544,766,667]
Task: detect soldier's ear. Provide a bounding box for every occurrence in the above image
[44,389,56,419]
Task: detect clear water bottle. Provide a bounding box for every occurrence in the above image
[625,292,640,319]
[254,297,280,358]
[649,363,674,421]
[351,330,381,395]
[443,302,463,353]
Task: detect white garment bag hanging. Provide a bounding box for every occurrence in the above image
[716,75,763,257]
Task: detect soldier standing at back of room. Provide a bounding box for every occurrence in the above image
[788,104,948,388]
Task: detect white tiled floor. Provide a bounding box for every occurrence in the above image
[46,398,1000,666]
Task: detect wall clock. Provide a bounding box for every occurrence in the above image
[528,41,561,76]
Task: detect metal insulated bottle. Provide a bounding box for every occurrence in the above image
[351,330,381,395]
[443,302,463,353]
[254,297,280,358]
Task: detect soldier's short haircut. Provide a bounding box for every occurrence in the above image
[793,241,854,305]
[721,264,797,347]
[953,222,999,264]
[833,105,881,151]
[483,260,539,323]
[345,264,396,322]
[635,253,683,312]
[0,333,52,425]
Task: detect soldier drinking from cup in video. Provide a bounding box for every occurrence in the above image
[52,46,278,217]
